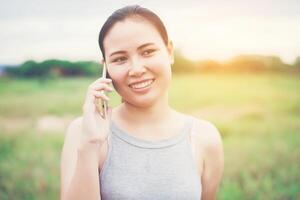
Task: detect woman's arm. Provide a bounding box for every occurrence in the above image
[60,76,112,199]
[60,117,102,200]
[195,119,224,200]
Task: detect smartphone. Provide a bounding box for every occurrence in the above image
[97,62,108,119]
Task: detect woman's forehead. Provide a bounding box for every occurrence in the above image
[103,18,165,54]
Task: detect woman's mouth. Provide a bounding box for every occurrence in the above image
[129,79,155,90]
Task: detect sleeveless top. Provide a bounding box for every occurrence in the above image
[99,116,202,200]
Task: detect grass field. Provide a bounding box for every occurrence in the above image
[0,73,299,199]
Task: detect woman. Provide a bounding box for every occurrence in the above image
[60,5,224,200]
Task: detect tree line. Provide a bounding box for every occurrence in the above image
[3,60,100,78]
[173,51,300,74]
[2,52,300,78]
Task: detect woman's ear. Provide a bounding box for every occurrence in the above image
[167,40,174,65]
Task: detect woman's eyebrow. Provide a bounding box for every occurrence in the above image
[109,43,155,58]
[137,43,155,50]
[109,50,126,58]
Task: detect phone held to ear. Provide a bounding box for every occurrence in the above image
[96,62,109,119]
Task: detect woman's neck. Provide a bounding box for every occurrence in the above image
[117,96,173,126]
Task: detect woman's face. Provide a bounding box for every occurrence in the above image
[103,17,174,107]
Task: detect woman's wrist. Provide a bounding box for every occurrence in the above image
[77,141,102,164]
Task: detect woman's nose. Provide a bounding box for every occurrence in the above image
[128,59,146,77]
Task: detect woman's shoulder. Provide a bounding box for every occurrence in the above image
[187,115,223,151]
[63,116,83,144]
[69,115,83,125]
[66,116,83,133]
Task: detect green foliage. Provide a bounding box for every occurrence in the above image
[172,50,197,73]
[4,59,102,78]
[294,56,300,68]
[223,55,289,72]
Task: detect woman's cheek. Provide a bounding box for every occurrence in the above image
[146,55,165,69]
[150,56,172,77]
[108,69,126,91]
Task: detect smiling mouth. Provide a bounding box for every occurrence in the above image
[129,79,155,89]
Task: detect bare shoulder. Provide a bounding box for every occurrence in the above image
[62,115,109,169]
[189,116,223,153]
[61,116,84,165]
[64,116,83,144]
[189,116,224,198]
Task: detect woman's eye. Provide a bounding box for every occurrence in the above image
[142,49,155,56]
[112,57,127,63]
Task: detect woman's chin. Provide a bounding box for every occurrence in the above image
[124,95,159,108]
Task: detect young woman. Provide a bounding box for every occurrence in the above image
[60,5,224,200]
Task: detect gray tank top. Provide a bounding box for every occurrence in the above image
[99,116,202,200]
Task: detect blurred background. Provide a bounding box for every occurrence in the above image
[0,0,299,199]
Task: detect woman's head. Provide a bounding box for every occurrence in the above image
[98,5,174,107]
[98,5,169,60]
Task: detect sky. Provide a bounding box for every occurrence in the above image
[0,0,300,65]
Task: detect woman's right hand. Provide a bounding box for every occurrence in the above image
[79,77,114,158]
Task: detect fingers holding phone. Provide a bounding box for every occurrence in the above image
[80,64,113,147]
[82,77,113,115]
[96,63,110,119]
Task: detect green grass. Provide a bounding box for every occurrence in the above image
[0,73,299,199]
[0,133,63,200]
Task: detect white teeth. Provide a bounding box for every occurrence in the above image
[130,79,154,89]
